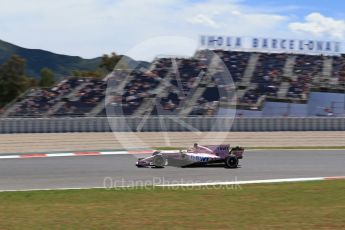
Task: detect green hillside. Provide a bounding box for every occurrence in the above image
[0,39,102,78]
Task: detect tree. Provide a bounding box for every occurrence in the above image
[39,68,55,87]
[99,52,122,72]
[0,55,29,107]
[71,69,105,79]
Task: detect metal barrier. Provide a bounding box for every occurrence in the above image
[0,117,344,133]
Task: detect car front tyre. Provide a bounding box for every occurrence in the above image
[153,155,165,168]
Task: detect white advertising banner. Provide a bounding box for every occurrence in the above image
[199,35,343,56]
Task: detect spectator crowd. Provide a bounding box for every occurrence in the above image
[5,50,345,117]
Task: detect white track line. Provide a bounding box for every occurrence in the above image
[157,177,323,187]
[0,150,154,160]
[100,151,128,155]
[0,176,344,192]
[0,155,21,159]
[157,176,345,187]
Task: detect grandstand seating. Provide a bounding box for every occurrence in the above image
[157,58,207,114]
[213,50,250,82]
[332,56,345,86]
[3,50,345,117]
[6,78,83,117]
[54,79,106,116]
[121,71,162,115]
[287,55,324,99]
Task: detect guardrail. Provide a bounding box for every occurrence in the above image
[0,117,344,133]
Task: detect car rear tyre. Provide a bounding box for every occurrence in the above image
[225,155,238,168]
[153,155,165,168]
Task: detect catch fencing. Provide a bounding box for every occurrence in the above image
[0,117,344,133]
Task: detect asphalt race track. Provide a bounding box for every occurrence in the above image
[0,150,344,191]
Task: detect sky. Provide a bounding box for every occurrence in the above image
[0,0,345,61]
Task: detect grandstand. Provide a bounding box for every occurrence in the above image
[1,50,345,118]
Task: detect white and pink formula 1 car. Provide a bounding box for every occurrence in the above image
[136,144,244,168]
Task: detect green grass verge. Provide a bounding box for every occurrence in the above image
[0,180,344,229]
